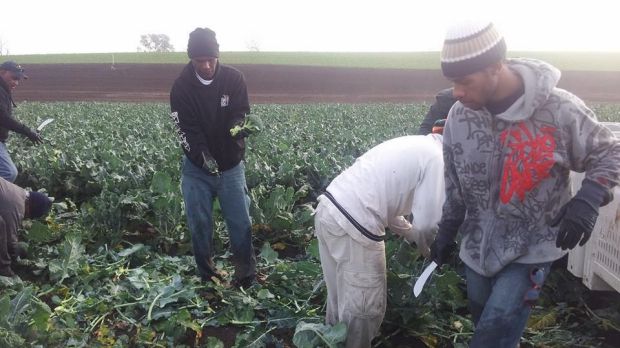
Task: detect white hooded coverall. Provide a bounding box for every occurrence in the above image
[314,134,445,348]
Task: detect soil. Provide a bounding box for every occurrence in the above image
[13,63,620,104]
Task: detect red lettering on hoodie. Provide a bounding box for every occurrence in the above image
[500,123,556,203]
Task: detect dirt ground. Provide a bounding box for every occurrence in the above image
[12,63,620,103]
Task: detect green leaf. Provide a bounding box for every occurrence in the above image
[306,238,320,260]
[256,289,275,300]
[175,309,202,333]
[0,327,25,348]
[26,221,55,243]
[206,336,225,348]
[117,243,145,257]
[48,235,85,283]
[151,171,173,194]
[0,296,11,329]
[259,242,278,264]
[30,300,52,331]
[10,287,34,325]
[292,321,347,348]
[230,306,254,323]
[127,268,148,290]
[233,327,272,348]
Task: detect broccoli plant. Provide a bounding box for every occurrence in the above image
[230,114,264,137]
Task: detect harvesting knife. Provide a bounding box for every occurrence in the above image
[413,261,438,297]
[37,118,54,132]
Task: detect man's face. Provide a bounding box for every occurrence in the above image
[0,70,22,90]
[191,56,218,80]
[449,66,499,110]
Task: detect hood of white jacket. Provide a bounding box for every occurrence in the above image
[495,58,561,122]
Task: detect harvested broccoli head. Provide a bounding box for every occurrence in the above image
[230,114,264,137]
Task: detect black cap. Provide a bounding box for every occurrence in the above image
[27,191,52,218]
[0,61,28,80]
[187,28,219,59]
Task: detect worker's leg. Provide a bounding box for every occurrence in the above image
[314,200,349,326]
[217,162,256,284]
[0,143,17,183]
[181,156,218,281]
[468,262,552,348]
[338,236,386,348]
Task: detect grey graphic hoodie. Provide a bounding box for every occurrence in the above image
[441,58,620,277]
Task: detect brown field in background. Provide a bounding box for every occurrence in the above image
[13,64,620,103]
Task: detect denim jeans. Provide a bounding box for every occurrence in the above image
[0,142,17,182]
[465,262,552,348]
[181,157,256,282]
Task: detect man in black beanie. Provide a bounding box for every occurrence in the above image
[169,27,256,288]
[417,88,457,135]
[0,177,52,277]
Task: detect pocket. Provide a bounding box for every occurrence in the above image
[342,271,386,317]
[315,202,348,238]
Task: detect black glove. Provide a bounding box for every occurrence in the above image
[429,232,457,267]
[23,127,43,144]
[201,153,219,175]
[232,129,251,139]
[551,179,610,250]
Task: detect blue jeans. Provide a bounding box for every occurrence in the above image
[0,142,17,182]
[181,157,256,282]
[466,262,552,348]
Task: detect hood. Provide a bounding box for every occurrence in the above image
[427,133,443,144]
[495,58,561,122]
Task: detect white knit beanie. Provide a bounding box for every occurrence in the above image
[440,21,506,78]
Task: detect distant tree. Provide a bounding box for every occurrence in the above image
[0,38,9,56]
[245,39,261,52]
[138,34,174,53]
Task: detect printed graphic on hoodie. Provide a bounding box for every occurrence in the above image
[221,95,229,107]
[500,122,556,203]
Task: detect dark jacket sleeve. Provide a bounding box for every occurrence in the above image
[418,88,457,135]
[0,105,32,137]
[436,114,466,242]
[170,84,214,168]
[228,71,250,131]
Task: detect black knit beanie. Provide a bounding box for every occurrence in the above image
[187,27,220,58]
[28,191,52,219]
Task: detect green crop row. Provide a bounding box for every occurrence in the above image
[1,102,618,347]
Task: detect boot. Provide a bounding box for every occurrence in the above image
[10,244,28,262]
[0,266,15,277]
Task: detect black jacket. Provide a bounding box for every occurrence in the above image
[170,62,250,172]
[417,88,457,135]
[0,78,30,143]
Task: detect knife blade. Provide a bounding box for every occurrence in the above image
[413,261,438,297]
[36,118,54,132]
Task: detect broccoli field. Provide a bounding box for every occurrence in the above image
[1,101,619,347]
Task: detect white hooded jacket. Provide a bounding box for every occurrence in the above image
[322,134,445,254]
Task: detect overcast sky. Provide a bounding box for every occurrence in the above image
[1,0,619,55]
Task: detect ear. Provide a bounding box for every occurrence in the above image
[487,61,503,76]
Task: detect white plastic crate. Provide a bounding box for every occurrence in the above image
[567,122,620,292]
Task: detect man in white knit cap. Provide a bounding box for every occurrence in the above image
[430,21,620,347]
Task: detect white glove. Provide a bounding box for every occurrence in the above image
[388,216,415,242]
[388,216,435,258]
[410,227,436,259]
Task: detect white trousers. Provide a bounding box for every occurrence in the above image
[315,201,387,348]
